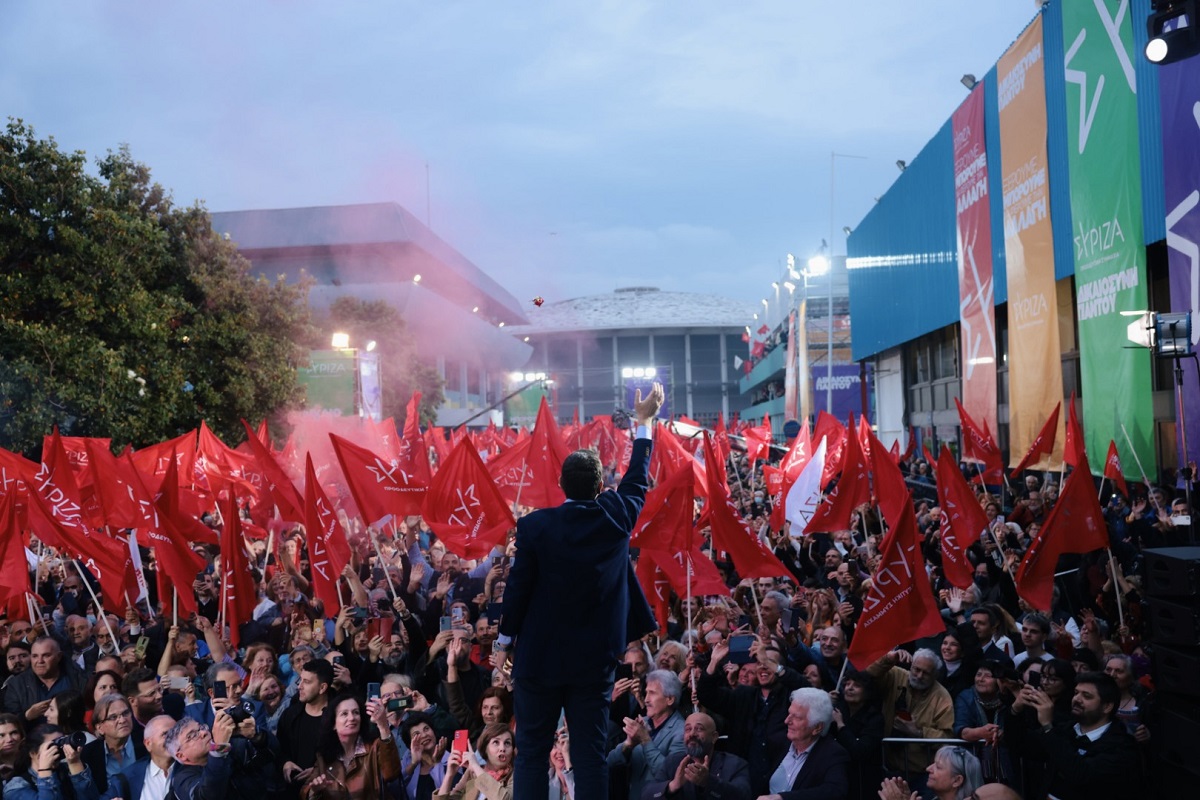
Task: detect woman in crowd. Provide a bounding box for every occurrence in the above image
[304,692,401,800]
[44,691,93,746]
[937,630,978,700]
[1104,653,1151,742]
[399,712,450,800]
[4,725,96,800]
[0,713,28,785]
[433,722,514,800]
[254,673,290,735]
[831,669,883,800]
[547,727,573,800]
[82,670,122,726]
[242,643,279,694]
[879,745,983,800]
[802,589,838,646]
[1038,658,1076,725]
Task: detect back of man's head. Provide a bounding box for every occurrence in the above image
[561,449,603,501]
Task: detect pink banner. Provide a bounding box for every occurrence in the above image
[952,85,997,436]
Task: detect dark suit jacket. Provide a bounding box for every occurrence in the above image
[774,736,850,800]
[1003,715,1142,800]
[499,437,657,685]
[641,750,752,800]
[81,733,149,794]
[105,757,175,800]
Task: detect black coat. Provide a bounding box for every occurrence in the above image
[1003,713,1143,800]
[772,736,851,800]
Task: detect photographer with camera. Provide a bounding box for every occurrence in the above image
[183,664,269,734]
[5,724,98,800]
[165,710,276,800]
[80,694,145,794]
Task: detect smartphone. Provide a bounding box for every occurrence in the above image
[615,663,634,681]
[439,616,452,632]
[387,696,412,713]
[134,636,150,659]
[168,676,191,690]
[451,729,471,757]
[727,634,755,665]
[212,681,227,699]
[367,682,381,700]
[491,555,510,568]
[371,567,386,584]
[312,620,323,638]
[1027,670,1042,690]
[450,606,466,625]
[332,655,345,667]
[350,607,369,621]
[367,617,388,642]
[485,602,503,625]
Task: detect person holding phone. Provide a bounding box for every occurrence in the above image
[433,722,514,800]
[302,693,400,800]
[493,383,662,800]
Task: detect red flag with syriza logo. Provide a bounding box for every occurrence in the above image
[398,392,433,488]
[806,413,871,535]
[635,552,672,634]
[646,547,729,599]
[0,491,32,614]
[422,438,515,560]
[701,433,790,579]
[218,493,257,649]
[935,445,987,590]
[240,420,305,524]
[631,457,695,553]
[513,397,570,509]
[1103,440,1128,498]
[305,455,353,614]
[331,433,425,523]
[1063,393,1087,469]
[813,411,847,489]
[847,500,946,668]
[955,398,1003,483]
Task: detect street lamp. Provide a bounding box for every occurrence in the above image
[804,253,834,414]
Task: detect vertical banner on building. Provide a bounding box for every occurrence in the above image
[1160,61,1200,468]
[999,16,1064,468]
[953,85,998,437]
[1061,1,1154,474]
[796,299,813,422]
[784,309,799,422]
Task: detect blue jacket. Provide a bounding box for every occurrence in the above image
[499,437,657,684]
[605,710,686,800]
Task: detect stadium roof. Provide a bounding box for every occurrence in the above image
[505,287,757,334]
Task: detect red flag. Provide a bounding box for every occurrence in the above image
[902,428,917,464]
[425,427,452,471]
[888,439,901,465]
[955,398,1003,482]
[702,434,789,579]
[631,459,695,552]
[84,440,146,531]
[648,547,730,599]
[713,415,732,464]
[131,431,197,486]
[398,392,433,489]
[935,445,987,589]
[1015,451,1109,610]
[1063,393,1086,469]
[847,500,945,667]
[635,552,672,633]
[421,438,515,560]
[806,414,871,534]
[743,416,773,468]
[1009,402,1061,478]
[331,433,425,522]
[869,430,912,532]
[218,493,257,650]
[124,457,206,618]
[510,397,571,509]
[922,443,938,477]
[813,412,847,489]
[240,420,305,523]
[1103,441,1128,498]
[305,455,353,614]
[486,438,534,505]
[154,453,220,546]
[0,491,31,613]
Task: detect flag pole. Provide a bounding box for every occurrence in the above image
[1106,548,1126,629]
[511,460,529,516]
[1098,476,1106,503]
[685,552,697,704]
[1120,423,1158,509]
[73,561,120,650]
[835,657,850,691]
[173,588,179,628]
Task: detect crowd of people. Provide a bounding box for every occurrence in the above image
[0,434,1192,800]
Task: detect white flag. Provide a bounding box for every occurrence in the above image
[784,436,827,536]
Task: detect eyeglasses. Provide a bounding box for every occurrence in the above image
[183,725,210,743]
[137,685,165,699]
[100,709,133,724]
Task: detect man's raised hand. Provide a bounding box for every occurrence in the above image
[634,382,665,426]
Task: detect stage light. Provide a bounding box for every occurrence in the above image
[331,332,350,348]
[961,74,977,90]
[1146,0,1200,64]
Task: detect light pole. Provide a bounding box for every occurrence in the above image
[804,253,833,414]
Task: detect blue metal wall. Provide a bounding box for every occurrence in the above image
[848,119,958,362]
[848,1,1166,360]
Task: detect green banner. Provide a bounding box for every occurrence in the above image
[298,350,358,416]
[1061,1,1154,477]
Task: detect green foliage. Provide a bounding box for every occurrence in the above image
[312,296,445,427]
[0,120,314,456]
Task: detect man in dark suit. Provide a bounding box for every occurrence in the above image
[763,687,850,800]
[1003,671,1142,800]
[642,712,751,800]
[495,383,663,800]
[104,715,177,800]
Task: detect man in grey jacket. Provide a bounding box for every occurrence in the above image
[607,669,687,800]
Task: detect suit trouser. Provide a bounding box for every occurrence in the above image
[513,676,613,800]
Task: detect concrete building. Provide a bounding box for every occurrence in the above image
[210,202,532,426]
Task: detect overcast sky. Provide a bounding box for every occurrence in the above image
[3,1,1038,310]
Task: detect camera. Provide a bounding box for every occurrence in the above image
[226,699,255,724]
[53,731,88,750]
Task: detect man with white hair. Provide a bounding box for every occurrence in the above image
[761,687,849,799]
[606,669,686,800]
[866,648,955,785]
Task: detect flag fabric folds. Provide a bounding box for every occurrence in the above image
[1009,402,1061,478]
[935,445,987,590]
[422,438,515,560]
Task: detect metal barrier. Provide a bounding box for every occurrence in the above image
[880,737,975,777]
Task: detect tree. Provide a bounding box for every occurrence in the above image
[313,297,445,427]
[0,120,314,456]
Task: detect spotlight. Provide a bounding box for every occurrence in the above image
[633,368,645,378]
[842,226,853,236]
[896,160,907,172]
[806,255,831,276]
[524,372,536,381]
[509,371,524,382]
[961,74,977,90]
[498,322,505,327]
[472,306,479,313]
[365,340,377,352]
[413,273,422,283]
[622,367,634,378]
[1146,1,1200,64]
[331,332,350,349]
[645,367,657,378]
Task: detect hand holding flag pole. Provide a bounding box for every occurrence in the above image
[73,561,120,651]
